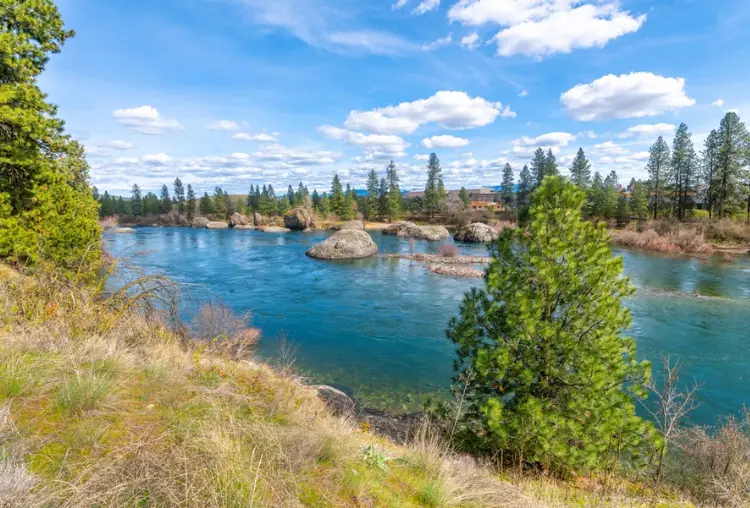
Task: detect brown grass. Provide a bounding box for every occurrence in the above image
[98,216,118,229]
[609,228,714,256]
[438,244,459,258]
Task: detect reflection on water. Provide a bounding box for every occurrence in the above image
[105,228,750,424]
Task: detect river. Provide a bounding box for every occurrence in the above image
[104,227,750,426]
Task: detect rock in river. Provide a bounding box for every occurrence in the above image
[284,208,314,230]
[332,220,364,231]
[306,229,378,260]
[454,223,499,243]
[382,221,449,241]
[191,217,210,228]
[112,227,136,234]
[263,226,292,233]
[206,221,229,229]
[229,212,249,227]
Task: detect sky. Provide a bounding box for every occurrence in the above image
[43,0,750,195]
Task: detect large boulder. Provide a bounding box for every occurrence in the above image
[314,385,355,416]
[112,227,136,234]
[284,208,314,230]
[233,225,256,230]
[229,212,249,227]
[382,221,449,241]
[332,220,364,231]
[263,226,291,233]
[454,223,499,243]
[306,230,378,260]
[253,213,263,226]
[192,217,210,228]
[206,221,229,229]
[383,221,416,235]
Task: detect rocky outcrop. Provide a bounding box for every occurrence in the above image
[306,230,378,260]
[332,220,364,231]
[284,208,314,230]
[263,226,291,233]
[206,221,229,229]
[229,212,249,227]
[454,223,499,243]
[253,213,263,226]
[191,217,210,228]
[233,225,256,230]
[314,385,355,416]
[112,227,136,234]
[382,221,450,241]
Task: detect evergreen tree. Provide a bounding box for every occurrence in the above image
[224,191,235,218]
[700,130,721,217]
[92,186,100,201]
[386,161,402,222]
[366,169,379,220]
[378,177,388,219]
[100,191,114,217]
[616,194,630,227]
[131,184,142,216]
[311,189,321,212]
[341,186,355,220]
[588,172,605,217]
[569,148,592,188]
[258,185,275,215]
[517,165,533,209]
[213,186,227,216]
[631,182,649,222]
[199,192,214,216]
[247,185,256,212]
[160,184,171,213]
[670,123,697,220]
[287,185,296,207]
[647,136,671,219]
[715,112,748,218]
[530,148,547,186]
[603,171,619,219]
[500,163,515,209]
[448,176,656,474]
[458,187,470,207]
[186,184,196,221]
[544,149,559,177]
[330,174,345,216]
[424,153,444,217]
[116,196,131,216]
[277,196,290,215]
[173,178,185,214]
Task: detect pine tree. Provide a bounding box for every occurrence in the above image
[341,186,355,220]
[569,148,592,188]
[131,184,142,216]
[603,171,619,219]
[287,185,296,207]
[530,148,547,187]
[670,123,697,220]
[700,130,721,217]
[186,184,196,221]
[424,153,444,218]
[517,165,533,209]
[458,187,470,207]
[199,192,214,216]
[500,163,515,209]
[588,172,605,217]
[365,169,379,221]
[616,194,630,227]
[312,190,321,212]
[224,191,234,218]
[647,136,671,219]
[173,178,185,214]
[631,182,649,222]
[160,185,171,213]
[448,176,656,474]
[544,149,559,177]
[277,196,290,215]
[330,174,344,216]
[715,112,748,218]
[213,186,227,217]
[386,161,402,222]
[378,178,388,220]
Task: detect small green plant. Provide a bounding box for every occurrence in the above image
[55,373,112,413]
[361,443,390,472]
[0,357,28,399]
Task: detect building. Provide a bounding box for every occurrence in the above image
[405,188,504,211]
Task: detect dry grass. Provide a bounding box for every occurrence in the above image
[0,265,532,507]
[98,216,118,229]
[701,219,750,246]
[609,228,714,256]
[438,244,459,258]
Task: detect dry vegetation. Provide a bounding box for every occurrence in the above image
[610,219,750,256]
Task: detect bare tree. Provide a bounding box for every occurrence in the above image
[642,354,701,482]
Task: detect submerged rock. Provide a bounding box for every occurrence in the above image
[112,227,136,234]
[284,208,314,230]
[454,223,499,243]
[206,221,229,229]
[382,221,416,235]
[191,217,210,228]
[306,230,378,260]
[263,226,291,233]
[332,220,365,231]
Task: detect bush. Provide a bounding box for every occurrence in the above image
[438,244,458,258]
[704,219,750,244]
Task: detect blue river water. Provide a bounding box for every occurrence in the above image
[104,228,750,425]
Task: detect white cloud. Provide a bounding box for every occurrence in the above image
[344,91,514,134]
[253,144,339,167]
[318,125,409,155]
[414,154,431,161]
[460,32,480,49]
[141,153,173,166]
[422,34,452,50]
[413,0,440,15]
[592,141,626,155]
[617,123,676,139]
[449,1,646,57]
[631,151,650,161]
[728,108,741,114]
[393,0,409,10]
[422,135,471,149]
[713,99,725,107]
[513,131,576,148]
[561,72,696,121]
[101,140,134,150]
[326,30,417,55]
[233,132,279,141]
[518,89,528,97]
[207,120,240,131]
[113,106,183,135]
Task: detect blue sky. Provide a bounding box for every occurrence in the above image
[43,0,750,195]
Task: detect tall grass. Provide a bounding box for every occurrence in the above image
[609,228,714,255]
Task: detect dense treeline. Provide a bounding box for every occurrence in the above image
[0,0,101,272]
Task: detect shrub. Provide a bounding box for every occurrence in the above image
[55,373,112,413]
[438,244,459,258]
[704,219,750,244]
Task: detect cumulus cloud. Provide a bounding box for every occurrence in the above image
[113,106,183,135]
[101,140,134,150]
[617,123,676,139]
[422,135,470,149]
[713,99,725,107]
[344,90,514,135]
[448,0,646,57]
[413,0,440,15]
[141,153,173,166]
[318,125,409,156]
[460,32,480,49]
[393,0,409,9]
[561,72,696,121]
[422,34,452,50]
[252,144,339,167]
[592,141,626,155]
[414,154,431,161]
[511,131,575,155]
[233,132,279,141]
[207,120,241,131]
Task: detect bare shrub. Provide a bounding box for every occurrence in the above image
[704,219,750,244]
[490,220,516,233]
[275,332,299,376]
[609,228,713,255]
[438,244,459,258]
[191,303,259,360]
[98,216,118,229]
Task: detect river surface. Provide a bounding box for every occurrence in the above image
[104,228,750,425]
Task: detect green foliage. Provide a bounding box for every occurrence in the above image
[330,174,344,216]
[616,194,630,227]
[199,192,214,216]
[631,182,649,222]
[385,161,402,222]
[500,163,515,209]
[365,168,379,220]
[173,178,185,214]
[647,136,671,220]
[55,374,112,413]
[569,148,592,189]
[530,148,546,187]
[213,187,227,217]
[186,184,196,221]
[448,176,657,474]
[361,444,390,472]
[131,184,142,216]
[423,153,444,217]
[458,187,470,207]
[670,123,697,220]
[714,112,749,219]
[517,164,533,212]
[160,184,171,214]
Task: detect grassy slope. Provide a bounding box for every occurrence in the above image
[0,265,697,507]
